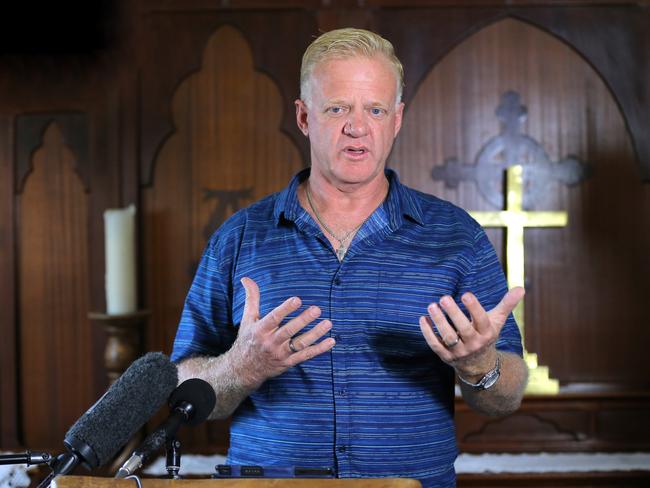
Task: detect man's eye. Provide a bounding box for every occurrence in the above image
[370,107,386,116]
[328,106,344,114]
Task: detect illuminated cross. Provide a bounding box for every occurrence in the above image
[471,164,567,394]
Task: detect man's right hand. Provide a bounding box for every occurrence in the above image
[228,277,336,390]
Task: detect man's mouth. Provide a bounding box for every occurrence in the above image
[344,146,368,155]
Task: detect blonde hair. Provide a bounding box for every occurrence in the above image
[300,28,404,106]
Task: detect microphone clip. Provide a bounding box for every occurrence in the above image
[164,438,182,479]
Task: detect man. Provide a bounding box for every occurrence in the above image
[172,28,528,487]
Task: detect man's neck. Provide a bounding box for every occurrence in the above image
[297,169,389,244]
[303,170,389,216]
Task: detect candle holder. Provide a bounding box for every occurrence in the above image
[88,310,150,384]
[88,310,151,475]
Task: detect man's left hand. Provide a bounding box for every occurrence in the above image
[419,287,525,381]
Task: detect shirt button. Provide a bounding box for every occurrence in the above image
[337,445,347,453]
[333,276,341,286]
[338,389,346,396]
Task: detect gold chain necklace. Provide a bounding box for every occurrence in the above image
[305,186,368,261]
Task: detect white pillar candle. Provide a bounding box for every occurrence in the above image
[104,204,137,315]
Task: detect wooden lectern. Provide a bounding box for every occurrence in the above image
[52,476,422,488]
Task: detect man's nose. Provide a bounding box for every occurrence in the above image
[342,114,368,137]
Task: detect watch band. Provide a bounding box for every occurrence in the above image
[457,354,501,391]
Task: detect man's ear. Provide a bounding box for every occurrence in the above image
[393,102,405,138]
[295,99,309,136]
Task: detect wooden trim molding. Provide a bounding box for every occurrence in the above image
[456,389,650,452]
[14,112,90,194]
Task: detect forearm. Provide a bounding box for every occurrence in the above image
[177,346,263,420]
[459,351,528,417]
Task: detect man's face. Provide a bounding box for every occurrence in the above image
[295,55,404,189]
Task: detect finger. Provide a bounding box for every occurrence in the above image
[276,306,321,343]
[418,314,442,350]
[241,277,260,325]
[458,292,490,336]
[259,295,302,331]
[418,315,453,363]
[287,336,336,366]
[439,295,475,340]
[427,302,460,348]
[488,286,525,325]
[289,319,332,351]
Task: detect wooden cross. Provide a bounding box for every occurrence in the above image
[471,165,567,394]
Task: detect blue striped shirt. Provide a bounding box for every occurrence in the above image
[172,169,523,488]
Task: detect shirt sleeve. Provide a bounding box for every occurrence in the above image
[171,216,244,363]
[456,224,524,356]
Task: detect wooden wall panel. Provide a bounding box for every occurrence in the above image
[0,50,123,455]
[143,25,303,451]
[390,18,650,388]
[17,123,94,447]
[0,114,17,448]
[378,4,650,181]
[137,8,316,186]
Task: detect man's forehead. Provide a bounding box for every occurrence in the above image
[313,53,392,73]
[310,55,397,100]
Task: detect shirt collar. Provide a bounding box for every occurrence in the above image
[273,168,310,224]
[273,167,424,228]
[383,168,425,229]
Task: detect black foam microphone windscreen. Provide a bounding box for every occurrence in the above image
[168,378,216,426]
[63,351,178,469]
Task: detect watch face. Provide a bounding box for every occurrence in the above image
[482,369,500,390]
[458,356,501,390]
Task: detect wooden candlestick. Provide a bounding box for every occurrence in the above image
[88,310,150,383]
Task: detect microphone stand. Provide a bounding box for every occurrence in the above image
[164,438,182,479]
[0,451,51,466]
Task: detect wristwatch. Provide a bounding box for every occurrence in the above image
[457,355,501,391]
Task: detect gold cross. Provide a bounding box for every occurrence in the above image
[470,165,566,394]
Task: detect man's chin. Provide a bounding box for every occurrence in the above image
[330,165,386,188]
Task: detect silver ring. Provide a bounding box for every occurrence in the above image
[445,336,460,348]
[289,338,299,353]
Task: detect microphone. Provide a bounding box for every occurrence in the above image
[115,378,216,478]
[38,352,178,487]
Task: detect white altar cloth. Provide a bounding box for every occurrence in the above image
[0,463,32,488]
[454,452,650,473]
[143,451,650,476]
